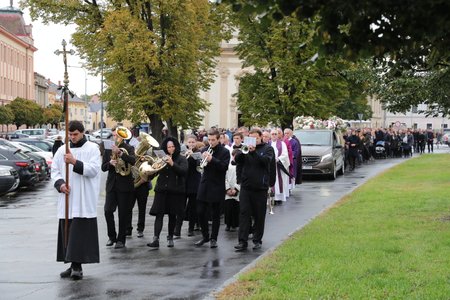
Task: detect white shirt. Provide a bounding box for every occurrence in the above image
[52,140,101,219]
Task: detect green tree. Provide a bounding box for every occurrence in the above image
[8,98,43,128]
[371,67,450,117]
[0,105,14,128]
[43,104,63,128]
[225,0,450,70]
[24,0,230,142]
[233,12,371,128]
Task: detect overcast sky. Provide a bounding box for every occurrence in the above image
[1,0,101,97]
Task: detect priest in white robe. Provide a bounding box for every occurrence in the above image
[52,120,101,280]
[270,129,290,203]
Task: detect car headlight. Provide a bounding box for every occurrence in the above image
[321,153,333,162]
[0,169,11,176]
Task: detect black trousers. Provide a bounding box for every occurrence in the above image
[238,189,267,244]
[224,198,240,228]
[185,193,199,231]
[127,184,150,233]
[427,140,434,152]
[104,190,132,244]
[153,213,176,238]
[197,200,221,241]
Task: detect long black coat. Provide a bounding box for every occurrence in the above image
[197,143,230,203]
[102,142,136,193]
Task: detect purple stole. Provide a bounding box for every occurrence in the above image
[276,140,283,193]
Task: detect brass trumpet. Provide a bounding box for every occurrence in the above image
[241,144,249,154]
[197,146,213,173]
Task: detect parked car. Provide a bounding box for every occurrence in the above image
[14,128,48,139]
[15,139,53,152]
[293,129,346,180]
[7,133,30,139]
[92,128,113,139]
[0,146,39,187]
[8,142,50,181]
[0,165,20,196]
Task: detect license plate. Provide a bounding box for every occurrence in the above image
[302,165,312,169]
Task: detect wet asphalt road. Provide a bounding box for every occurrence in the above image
[0,149,447,300]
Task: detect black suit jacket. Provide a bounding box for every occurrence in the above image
[197,143,230,203]
[102,142,136,193]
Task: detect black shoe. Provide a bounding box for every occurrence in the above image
[234,242,248,252]
[147,237,159,248]
[173,234,181,240]
[194,238,210,247]
[60,268,72,278]
[230,227,236,232]
[210,239,218,248]
[70,269,83,280]
[137,231,144,238]
[126,230,132,237]
[114,241,125,249]
[106,239,115,246]
[167,237,174,248]
[187,230,194,237]
[252,242,262,250]
[225,226,230,231]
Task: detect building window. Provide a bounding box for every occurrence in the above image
[413,123,418,129]
[426,123,432,129]
[443,124,448,129]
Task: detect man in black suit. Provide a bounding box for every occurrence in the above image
[101,126,136,249]
[234,128,274,251]
[195,129,230,248]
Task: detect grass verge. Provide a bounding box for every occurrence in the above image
[217,154,450,299]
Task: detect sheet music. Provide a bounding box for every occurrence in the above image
[244,136,256,147]
[103,140,114,150]
[190,152,203,160]
[153,149,167,158]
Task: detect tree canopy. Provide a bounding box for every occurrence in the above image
[225,0,450,70]
[233,12,372,128]
[0,105,14,127]
[24,0,230,142]
[7,98,43,128]
[42,104,63,128]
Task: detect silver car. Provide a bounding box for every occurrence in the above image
[294,129,346,180]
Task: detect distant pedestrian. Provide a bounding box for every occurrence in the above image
[52,120,101,280]
[52,136,64,156]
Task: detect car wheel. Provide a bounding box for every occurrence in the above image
[338,160,345,175]
[96,135,100,139]
[329,163,337,180]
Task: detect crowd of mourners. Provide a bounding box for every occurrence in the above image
[52,121,442,280]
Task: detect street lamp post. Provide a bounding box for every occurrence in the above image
[68,65,88,129]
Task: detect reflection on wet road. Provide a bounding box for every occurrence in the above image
[0,155,431,299]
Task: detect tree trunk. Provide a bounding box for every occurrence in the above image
[148,113,165,147]
[166,118,178,141]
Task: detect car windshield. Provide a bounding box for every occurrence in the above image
[295,131,331,146]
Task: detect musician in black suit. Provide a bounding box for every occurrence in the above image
[101,126,136,249]
[195,129,230,248]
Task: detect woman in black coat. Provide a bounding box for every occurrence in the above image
[52,136,64,156]
[147,137,188,248]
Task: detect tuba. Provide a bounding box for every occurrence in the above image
[112,127,133,176]
[131,132,160,188]
[138,154,169,177]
